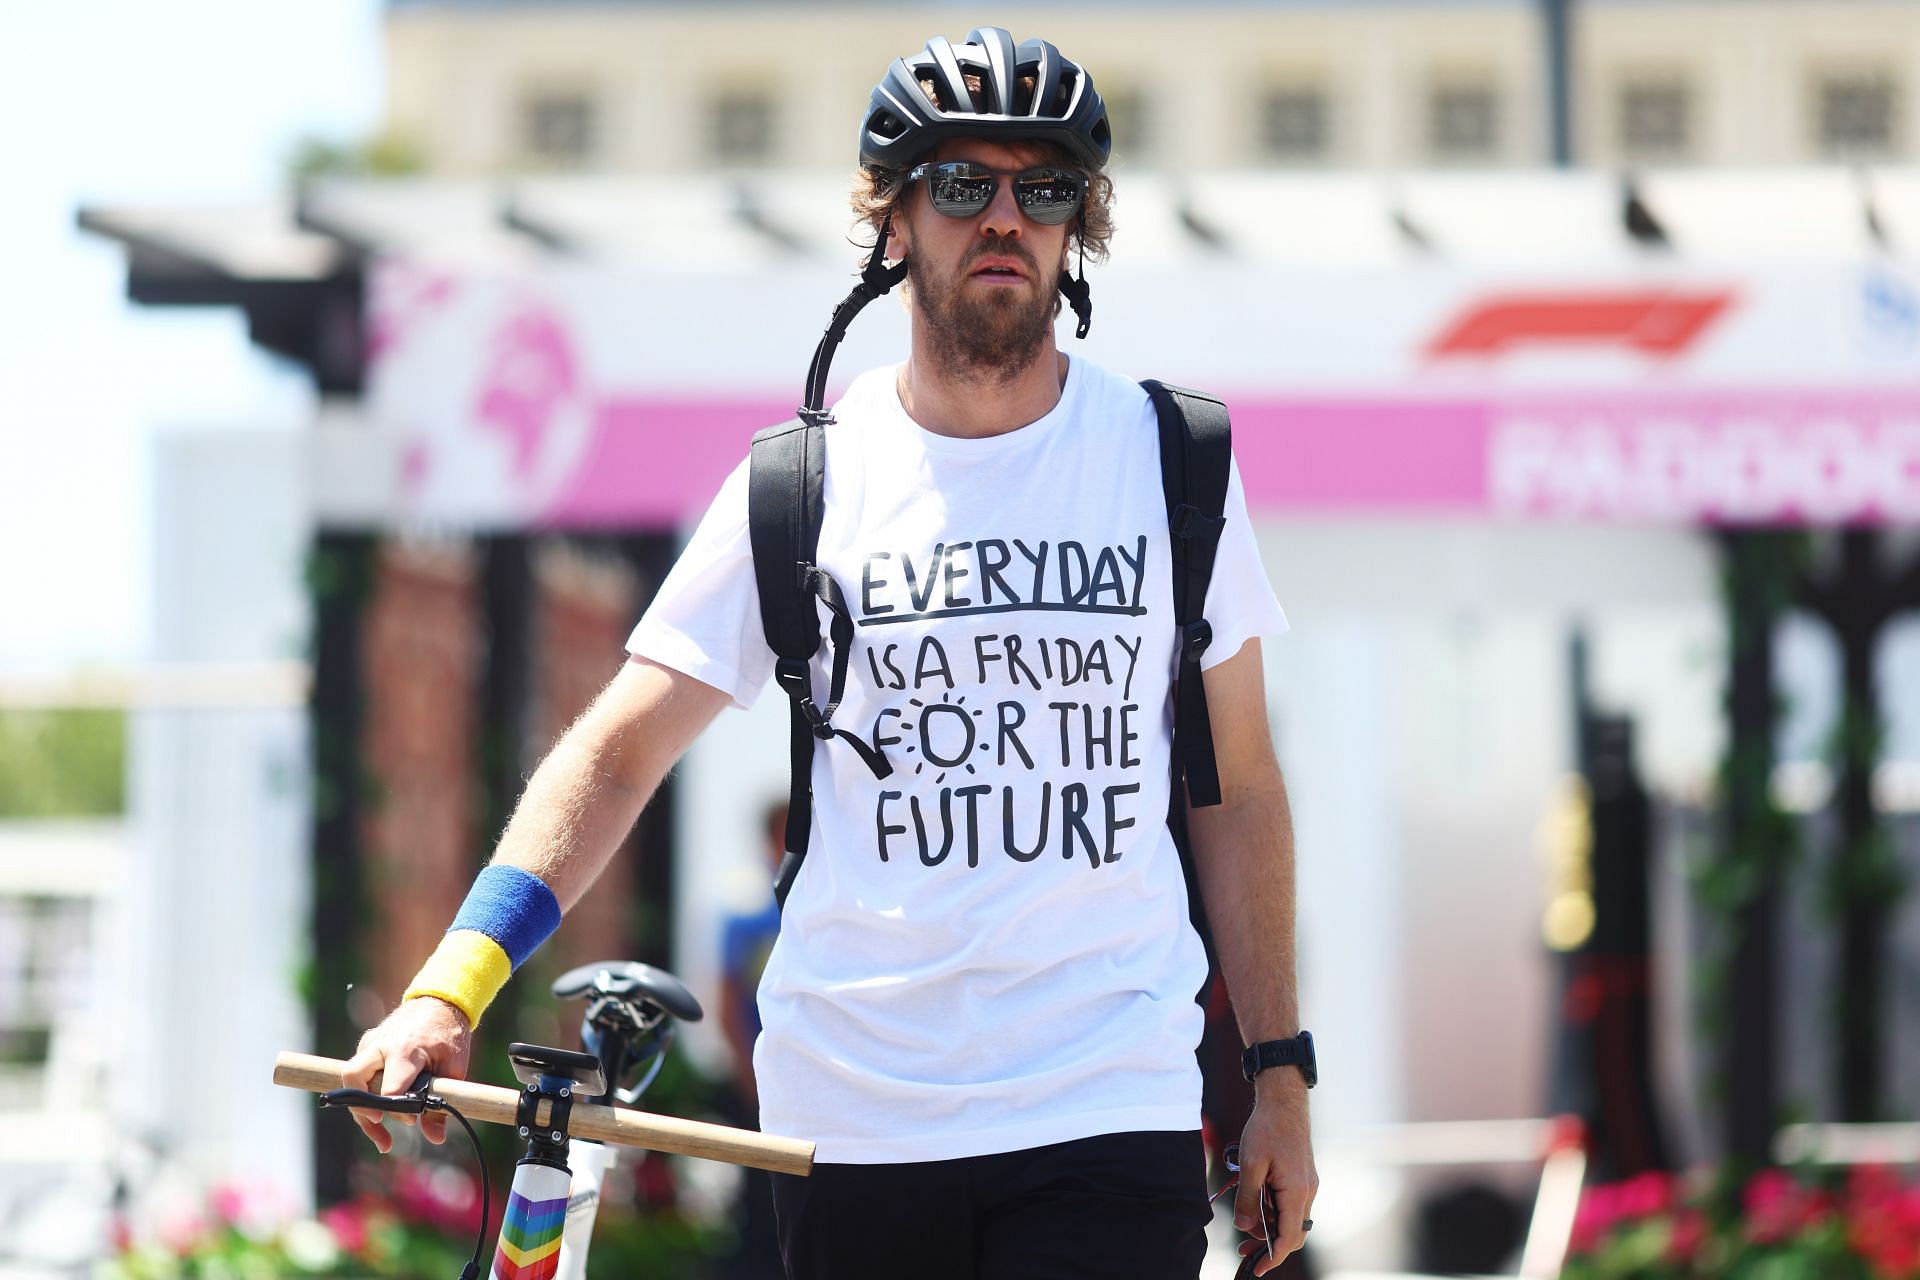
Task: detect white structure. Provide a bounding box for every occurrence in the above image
[379,0,1920,175]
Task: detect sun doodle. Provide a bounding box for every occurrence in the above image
[897,693,987,784]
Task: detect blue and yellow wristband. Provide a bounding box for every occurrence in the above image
[403,864,562,1029]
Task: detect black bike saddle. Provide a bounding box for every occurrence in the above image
[550,959,704,1023]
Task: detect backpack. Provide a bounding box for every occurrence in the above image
[747,380,1232,960]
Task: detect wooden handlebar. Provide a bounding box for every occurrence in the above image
[274,1051,814,1176]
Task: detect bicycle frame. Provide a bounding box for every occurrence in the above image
[493,1142,620,1280]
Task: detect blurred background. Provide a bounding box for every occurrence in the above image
[5,0,1920,1276]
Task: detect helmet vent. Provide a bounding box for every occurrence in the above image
[918,69,998,115]
[1010,74,1038,117]
[1051,70,1079,116]
[956,60,992,113]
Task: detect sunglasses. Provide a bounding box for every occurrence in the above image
[904,160,1086,226]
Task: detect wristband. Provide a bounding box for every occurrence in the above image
[402,864,562,1029]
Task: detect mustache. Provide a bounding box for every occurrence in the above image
[963,237,1040,274]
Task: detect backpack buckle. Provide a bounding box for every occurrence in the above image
[1180,619,1213,664]
[775,657,816,710]
[775,657,836,739]
[1170,503,1226,541]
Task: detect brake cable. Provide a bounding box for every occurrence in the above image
[320,1076,491,1280]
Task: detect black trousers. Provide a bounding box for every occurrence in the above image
[770,1129,1211,1280]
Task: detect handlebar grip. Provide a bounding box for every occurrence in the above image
[275,1051,815,1176]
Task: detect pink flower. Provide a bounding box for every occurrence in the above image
[1571,1183,1626,1254]
[1569,1173,1676,1254]
[320,1201,371,1254]
[208,1182,248,1226]
[1617,1171,1676,1219]
[1840,1166,1920,1279]
[1862,1231,1919,1280]
[1847,1164,1903,1211]
[1744,1167,1820,1244]
[1667,1208,1707,1263]
[158,1209,208,1255]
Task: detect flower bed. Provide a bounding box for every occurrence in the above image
[1564,1166,1920,1279]
[105,1153,718,1278]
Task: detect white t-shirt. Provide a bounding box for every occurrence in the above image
[627,357,1288,1163]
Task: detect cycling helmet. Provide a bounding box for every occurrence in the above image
[861,27,1112,171]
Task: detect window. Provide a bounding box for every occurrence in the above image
[1619,80,1692,161]
[711,90,774,163]
[522,91,597,168]
[0,895,92,1109]
[1260,86,1330,161]
[1817,71,1899,158]
[1429,83,1502,160]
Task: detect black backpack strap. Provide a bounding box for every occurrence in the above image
[1142,380,1232,811]
[748,418,892,909]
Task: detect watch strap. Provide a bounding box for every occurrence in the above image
[1241,1030,1316,1087]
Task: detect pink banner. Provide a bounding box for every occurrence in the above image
[533,388,1920,527]
[363,264,1920,528]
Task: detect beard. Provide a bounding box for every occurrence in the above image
[908,237,1061,386]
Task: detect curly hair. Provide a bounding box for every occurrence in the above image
[847,72,1114,268]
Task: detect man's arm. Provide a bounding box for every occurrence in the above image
[491,653,733,907]
[1184,638,1318,1273]
[341,654,732,1150]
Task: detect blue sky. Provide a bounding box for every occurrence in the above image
[0,0,382,668]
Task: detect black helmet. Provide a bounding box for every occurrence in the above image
[861,27,1112,171]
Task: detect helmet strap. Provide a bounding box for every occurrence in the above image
[799,215,911,425]
[1059,239,1092,339]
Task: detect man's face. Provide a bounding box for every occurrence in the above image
[893,137,1076,381]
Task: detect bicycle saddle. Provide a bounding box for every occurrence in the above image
[551,959,704,1023]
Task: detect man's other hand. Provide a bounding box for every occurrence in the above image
[1232,1075,1319,1275]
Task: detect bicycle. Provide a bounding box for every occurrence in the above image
[275,959,813,1280]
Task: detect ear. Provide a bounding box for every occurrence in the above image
[886,213,911,261]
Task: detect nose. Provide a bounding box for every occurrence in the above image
[978,176,1024,240]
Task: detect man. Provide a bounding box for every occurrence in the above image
[343,28,1316,1280]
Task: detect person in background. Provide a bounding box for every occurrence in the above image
[719,800,788,1118]
[713,799,789,1278]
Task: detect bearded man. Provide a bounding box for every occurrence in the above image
[343,27,1317,1280]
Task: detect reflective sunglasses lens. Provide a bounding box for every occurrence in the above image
[927,163,995,218]
[1014,168,1083,224]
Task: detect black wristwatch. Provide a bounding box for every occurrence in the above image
[1241,1030,1316,1087]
